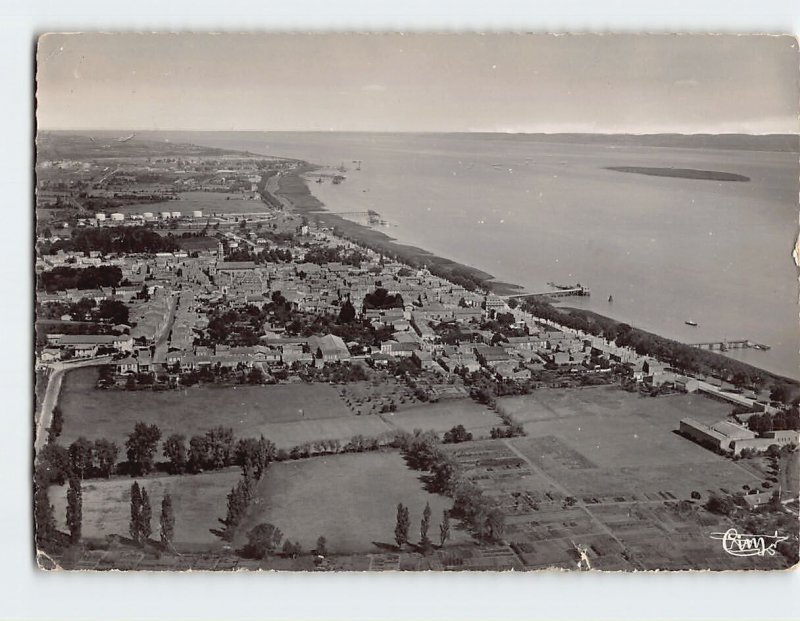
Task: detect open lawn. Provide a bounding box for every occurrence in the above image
[380,399,504,438]
[236,451,469,554]
[59,367,374,448]
[49,469,241,545]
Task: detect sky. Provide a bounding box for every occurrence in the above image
[36,33,799,134]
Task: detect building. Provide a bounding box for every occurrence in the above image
[308,334,350,363]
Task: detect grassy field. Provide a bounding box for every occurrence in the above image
[49,469,242,545]
[381,399,504,437]
[59,367,371,448]
[118,191,267,216]
[236,451,468,554]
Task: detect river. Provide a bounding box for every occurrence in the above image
[136,131,800,380]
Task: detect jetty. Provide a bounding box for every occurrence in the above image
[506,285,591,300]
[690,339,770,352]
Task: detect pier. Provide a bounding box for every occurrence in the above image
[506,286,591,300]
[690,339,770,352]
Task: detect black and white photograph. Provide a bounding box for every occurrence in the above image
[32,32,800,573]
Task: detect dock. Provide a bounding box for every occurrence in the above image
[506,286,591,300]
[690,339,770,352]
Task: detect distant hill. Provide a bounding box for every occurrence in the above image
[35,131,259,161]
[467,132,800,153]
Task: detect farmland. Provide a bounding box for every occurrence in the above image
[49,469,242,545]
[438,387,787,570]
[235,451,468,554]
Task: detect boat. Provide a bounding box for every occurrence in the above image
[685,320,698,327]
[608,295,613,303]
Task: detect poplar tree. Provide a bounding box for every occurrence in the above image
[439,510,451,547]
[160,493,175,548]
[420,501,432,546]
[129,481,142,544]
[66,477,82,544]
[394,503,410,549]
[140,488,153,543]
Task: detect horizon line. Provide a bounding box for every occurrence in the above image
[37,128,800,137]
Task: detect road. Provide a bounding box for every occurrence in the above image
[152,292,179,364]
[34,356,113,454]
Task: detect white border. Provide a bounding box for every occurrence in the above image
[3,2,799,620]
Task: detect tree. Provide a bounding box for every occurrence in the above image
[282,540,302,558]
[439,510,450,547]
[140,488,153,543]
[420,501,432,546]
[66,477,82,544]
[34,485,57,549]
[47,406,64,442]
[125,422,162,475]
[188,434,210,473]
[160,493,175,548]
[394,503,410,549]
[442,424,472,444]
[163,434,187,474]
[337,298,356,323]
[130,481,142,544]
[93,439,119,478]
[244,523,283,559]
[205,426,234,470]
[37,441,71,486]
[315,536,328,556]
[68,437,94,479]
[485,508,505,542]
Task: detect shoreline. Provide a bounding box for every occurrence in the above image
[272,163,525,295]
[269,163,798,388]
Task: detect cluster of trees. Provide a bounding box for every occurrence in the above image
[442,425,473,444]
[521,298,798,401]
[362,287,404,311]
[226,247,293,264]
[217,442,276,542]
[302,246,368,267]
[162,430,275,476]
[397,430,505,543]
[61,226,181,254]
[38,265,123,292]
[129,482,175,548]
[38,298,129,325]
[394,501,450,551]
[747,408,800,434]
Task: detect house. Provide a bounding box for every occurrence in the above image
[115,356,138,374]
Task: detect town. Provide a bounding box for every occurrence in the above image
[34,134,799,571]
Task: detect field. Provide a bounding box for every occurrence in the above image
[381,399,504,437]
[118,191,267,216]
[440,387,789,570]
[59,367,391,448]
[236,451,469,554]
[49,469,242,545]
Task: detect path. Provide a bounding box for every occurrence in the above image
[34,356,113,454]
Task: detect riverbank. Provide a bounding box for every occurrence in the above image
[271,165,524,295]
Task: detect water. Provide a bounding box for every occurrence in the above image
[137,132,800,379]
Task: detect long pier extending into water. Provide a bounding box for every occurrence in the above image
[690,339,771,352]
[506,286,591,300]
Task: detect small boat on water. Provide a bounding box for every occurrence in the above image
[608,295,613,303]
[685,320,698,327]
